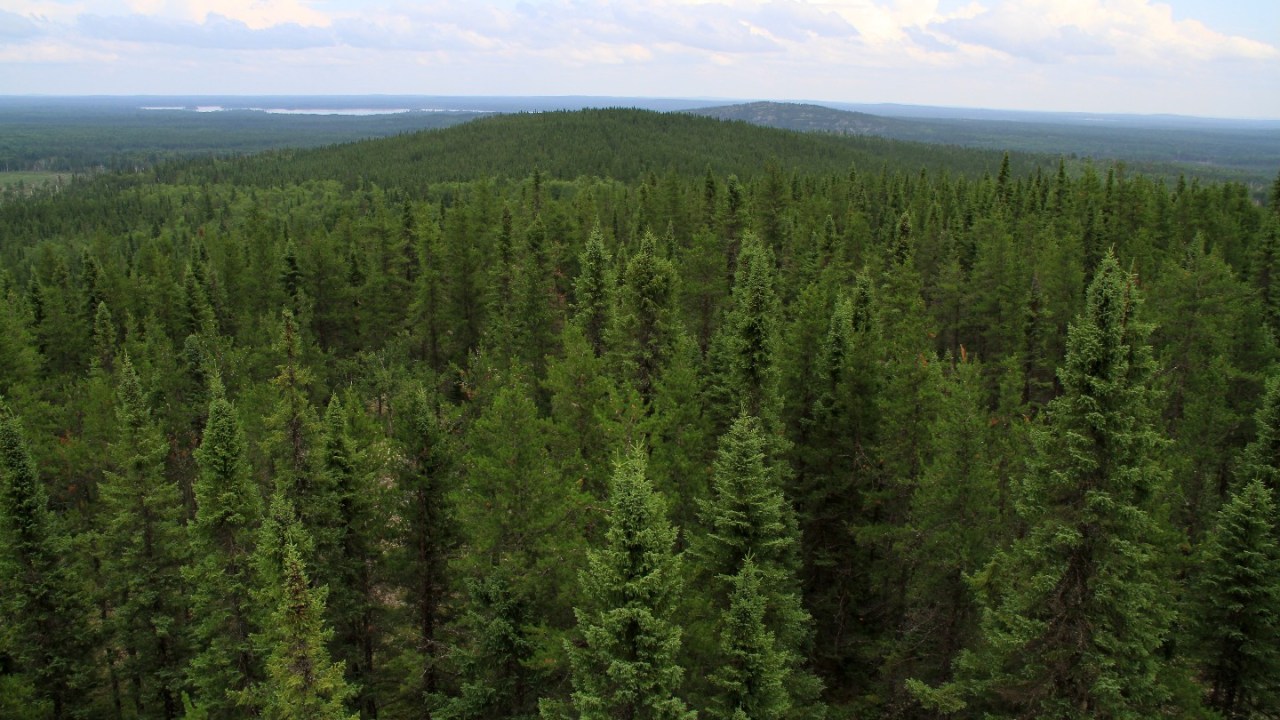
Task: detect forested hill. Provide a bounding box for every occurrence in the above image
[689,101,910,136]
[159,107,1044,190]
[2,102,1280,720]
[690,101,1280,188]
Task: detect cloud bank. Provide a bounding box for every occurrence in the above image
[1,0,1276,117]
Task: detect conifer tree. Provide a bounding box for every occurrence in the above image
[694,411,822,719]
[709,558,790,720]
[184,386,262,718]
[255,539,357,720]
[609,232,679,404]
[891,356,1000,695]
[1191,478,1280,718]
[385,382,457,716]
[558,446,695,720]
[444,370,586,718]
[0,404,98,719]
[707,232,782,432]
[99,356,188,719]
[932,253,1173,719]
[1237,373,1280,492]
[572,225,614,357]
[314,394,385,719]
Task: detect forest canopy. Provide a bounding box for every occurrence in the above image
[1,108,1280,719]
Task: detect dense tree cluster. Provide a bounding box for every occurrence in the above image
[0,110,1279,719]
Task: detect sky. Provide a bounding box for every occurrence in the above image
[1,0,1277,118]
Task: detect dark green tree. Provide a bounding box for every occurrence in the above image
[572,225,614,357]
[99,356,188,719]
[693,411,822,719]
[184,387,263,718]
[1191,478,1280,718]
[928,253,1174,719]
[0,404,98,719]
[608,232,679,404]
[708,558,791,720]
[254,538,357,720]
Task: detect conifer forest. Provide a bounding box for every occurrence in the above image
[2,107,1280,720]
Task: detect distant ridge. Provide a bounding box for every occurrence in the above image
[687,101,908,136]
[162,107,1028,190]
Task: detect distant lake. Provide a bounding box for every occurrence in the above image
[140,106,490,116]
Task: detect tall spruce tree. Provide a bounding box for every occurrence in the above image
[184,386,263,718]
[99,356,188,720]
[255,538,357,720]
[556,446,695,720]
[693,411,822,720]
[608,232,679,404]
[708,558,791,720]
[928,253,1173,719]
[1191,478,1280,718]
[441,370,586,719]
[0,404,98,719]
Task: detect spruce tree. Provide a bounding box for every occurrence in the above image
[385,382,457,717]
[608,232,679,404]
[709,558,791,720]
[694,411,822,719]
[255,539,357,720]
[443,370,587,719]
[935,252,1173,719]
[184,386,262,719]
[1237,373,1280,492]
[558,446,695,720]
[314,394,385,719]
[572,225,614,357]
[1191,478,1280,718]
[706,232,782,433]
[0,404,97,719]
[99,356,188,719]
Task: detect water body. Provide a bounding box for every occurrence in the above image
[139,105,488,116]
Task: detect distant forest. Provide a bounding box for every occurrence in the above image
[1,108,1280,719]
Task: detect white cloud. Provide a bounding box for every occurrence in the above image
[0,0,1275,116]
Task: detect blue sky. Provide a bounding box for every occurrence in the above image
[1,0,1277,118]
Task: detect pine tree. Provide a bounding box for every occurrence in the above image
[385,382,457,717]
[706,232,782,432]
[935,253,1174,719]
[891,356,1001,695]
[0,404,98,719]
[444,370,587,718]
[1237,373,1280,492]
[558,446,695,720]
[184,387,263,719]
[314,394,385,719]
[1191,479,1280,718]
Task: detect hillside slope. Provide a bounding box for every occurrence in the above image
[162,107,1038,190]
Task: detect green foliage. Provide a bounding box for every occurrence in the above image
[0,404,97,719]
[185,390,262,718]
[708,559,791,720]
[99,356,189,719]
[1191,478,1280,718]
[0,106,1275,720]
[560,446,695,720]
[947,253,1174,719]
[253,539,357,720]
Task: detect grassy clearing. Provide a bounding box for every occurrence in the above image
[0,171,68,188]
